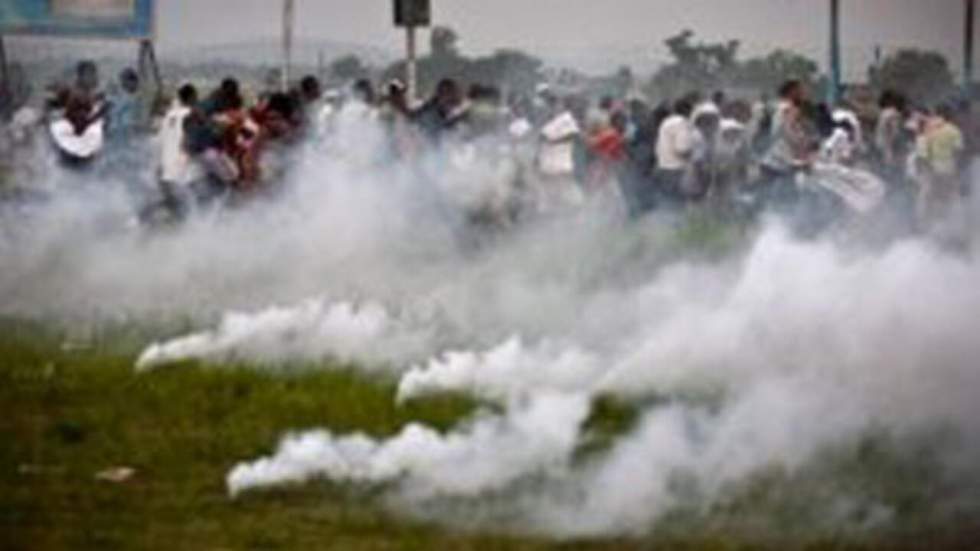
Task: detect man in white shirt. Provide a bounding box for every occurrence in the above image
[531,94,584,212]
[654,98,695,205]
[149,84,199,221]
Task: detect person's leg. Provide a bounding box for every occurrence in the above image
[656,169,684,211]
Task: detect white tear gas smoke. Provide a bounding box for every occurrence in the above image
[227,392,590,499]
[3,102,980,538]
[136,299,438,371]
[221,227,980,536]
[527,376,874,536]
[397,337,604,403]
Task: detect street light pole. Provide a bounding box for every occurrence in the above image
[828,0,842,105]
[282,0,295,91]
[406,24,418,104]
[966,0,975,94]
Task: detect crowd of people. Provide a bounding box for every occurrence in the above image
[1,58,976,239]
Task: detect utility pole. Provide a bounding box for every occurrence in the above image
[282,0,295,91]
[828,0,842,105]
[317,50,325,83]
[0,36,8,119]
[406,25,418,103]
[394,0,430,105]
[966,0,975,94]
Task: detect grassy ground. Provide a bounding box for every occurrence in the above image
[1,323,976,551]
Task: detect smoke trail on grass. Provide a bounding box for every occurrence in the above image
[397,337,604,403]
[136,299,439,371]
[227,392,590,499]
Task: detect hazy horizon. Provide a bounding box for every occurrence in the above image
[155,0,972,78]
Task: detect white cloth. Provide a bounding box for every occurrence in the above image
[50,118,104,160]
[692,102,721,123]
[720,118,745,133]
[508,117,532,139]
[538,111,579,176]
[539,142,576,176]
[832,108,863,147]
[540,111,579,141]
[159,103,193,185]
[810,162,887,214]
[656,114,694,171]
[821,127,855,165]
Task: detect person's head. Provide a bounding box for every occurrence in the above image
[711,90,726,108]
[267,92,297,120]
[599,95,615,112]
[386,79,408,109]
[879,89,898,110]
[219,78,240,98]
[177,83,198,107]
[434,78,461,110]
[353,79,376,104]
[263,92,300,136]
[212,78,242,112]
[673,98,694,118]
[778,79,805,105]
[649,101,671,131]
[299,75,321,102]
[119,68,139,94]
[75,60,99,92]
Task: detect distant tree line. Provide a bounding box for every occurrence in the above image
[321,26,960,105]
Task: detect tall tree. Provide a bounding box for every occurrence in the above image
[869,49,956,105]
[429,26,460,59]
[647,30,819,101]
[329,54,368,81]
[647,30,743,99]
[736,49,820,93]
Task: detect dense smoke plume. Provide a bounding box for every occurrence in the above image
[2,103,979,539]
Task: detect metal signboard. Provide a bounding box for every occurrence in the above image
[393,0,430,28]
[0,0,155,40]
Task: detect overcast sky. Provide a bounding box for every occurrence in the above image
[159,0,972,78]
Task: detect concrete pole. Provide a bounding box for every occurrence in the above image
[406,25,418,104]
[828,0,842,105]
[282,0,295,91]
[0,36,8,119]
[966,0,975,94]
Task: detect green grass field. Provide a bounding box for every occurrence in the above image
[1,321,976,551]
